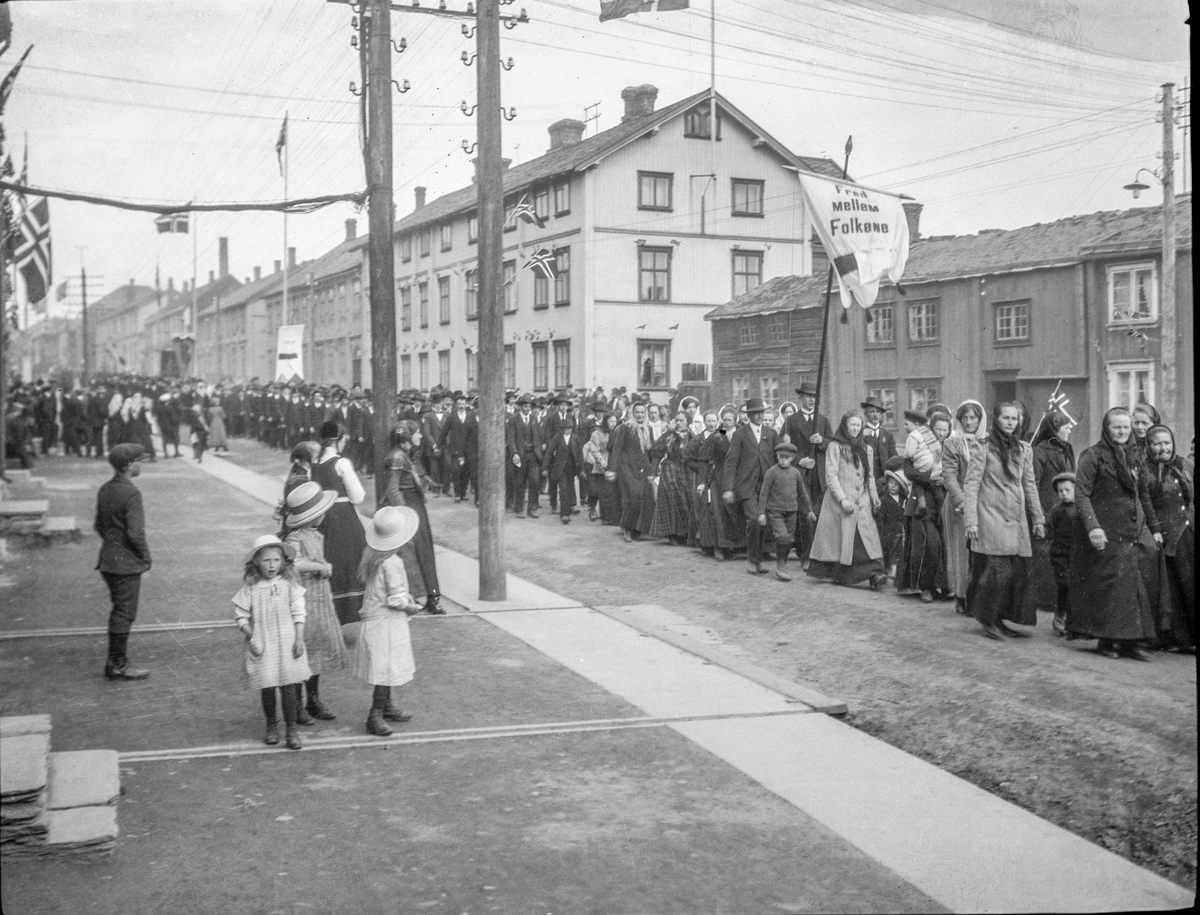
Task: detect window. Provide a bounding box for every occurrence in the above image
[553,339,571,388]
[503,344,516,389]
[766,314,786,345]
[732,251,763,298]
[418,352,429,389]
[534,270,549,309]
[532,342,549,390]
[866,303,894,345]
[994,300,1030,343]
[400,286,412,331]
[503,199,517,233]
[503,260,516,313]
[1108,361,1155,410]
[684,105,722,139]
[400,354,412,389]
[759,376,779,405]
[638,247,671,302]
[466,350,477,389]
[638,172,673,210]
[418,282,429,328]
[908,383,941,415]
[534,188,550,223]
[866,385,897,426]
[419,230,431,257]
[738,320,759,347]
[438,350,450,388]
[638,340,670,389]
[1107,262,1157,323]
[682,362,708,382]
[553,180,570,215]
[553,247,570,304]
[908,299,939,343]
[400,235,412,263]
[438,276,451,325]
[731,179,764,217]
[731,375,750,406]
[440,224,453,252]
[468,214,478,244]
[465,268,478,320]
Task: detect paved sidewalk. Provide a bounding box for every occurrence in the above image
[183,452,1190,913]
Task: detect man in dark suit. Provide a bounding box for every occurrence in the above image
[506,393,545,518]
[438,392,478,502]
[783,382,834,565]
[722,397,779,575]
[543,393,577,513]
[86,386,109,458]
[95,443,153,680]
[542,417,586,524]
[422,393,450,495]
[860,396,896,482]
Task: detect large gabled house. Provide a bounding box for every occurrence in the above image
[390,84,842,395]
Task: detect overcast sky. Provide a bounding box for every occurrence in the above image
[3,0,1190,315]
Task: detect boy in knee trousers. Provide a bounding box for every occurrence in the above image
[757,442,816,581]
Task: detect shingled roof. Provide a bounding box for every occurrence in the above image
[391,88,844,236]
[705,274,830,321]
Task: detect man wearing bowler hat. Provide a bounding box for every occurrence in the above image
[722,397,780,575]
[784,381,833,566]
[437,391,478,503]
[95,443,153,680]
[506,393,545,518]
[860,396,896,481]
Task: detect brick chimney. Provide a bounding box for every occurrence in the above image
[208,270,215,284]
[218,236,229,278]
[345,219,357,241]
[548,118,585,150]
[414,186,427,210]
[902,200,924,242]
[288,247,297,268]
[254,266,262,281]
[621,84,658,122]
[168,277,175,292]
[274,260,282,274]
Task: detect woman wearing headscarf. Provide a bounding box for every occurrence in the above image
[382,421,443,615]
[774,401,797,436]
[941,400,987,615]
[895,409,950,602]
[1029,411,1076,614]
[1146,424,1194,651]
[686,411,721,556]
[807,410,886,589]
[1065,407,1163,660]
[1130,403,1161,469]
[649,413,695,544]
[964,402,1046,640]
[700,405,745,561]
[312,420,369,624]
[606,399,656,543]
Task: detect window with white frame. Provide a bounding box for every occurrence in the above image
[437,276,451,325]
[418,281,429,328]
[1108,361,1155,410]
[765,314,786,345]
[738,319,759,347]
[759,376,779,405]
[466,350,477,389]
[553,339,571,389]
[867,303,895,345]
[731,375,750,406]
[639,247,671,302]
[1107,262,1157,323]
[994,300,1030,343]
[638,172,673,210]
[866,385,897,426]
[553,181,570,215]
[438,350,450,388]
[400,235,412,263]
[419,230,431,257]
[532,342,549,390]
[732,251,763,298]
[503,344,516,389]
[908,299,939,342]
[418,352,429,389]
[400,286,412,331]
[908,383,941,415]
[638,340,670,389]
[503,260,516,313]
[465,268,477,319]
[553,247,570,304]
[440,224,453,252]
[468,214,478,244]
[534,188,550,223]
[731,179,764,216]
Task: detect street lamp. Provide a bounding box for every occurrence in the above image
[1122,167,1159,200]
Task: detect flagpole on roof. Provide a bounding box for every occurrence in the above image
[710,0,716,197]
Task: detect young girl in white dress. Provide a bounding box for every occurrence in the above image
[355,506,424,736]
[234,535,311,750]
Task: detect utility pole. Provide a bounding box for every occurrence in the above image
[475,0,506,600]
[364,0,397,486]
[1159,82,1176,425]
[80,265,89,385]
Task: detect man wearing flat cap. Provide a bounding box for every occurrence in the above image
[860,396,896,481]
[95,444,152,680]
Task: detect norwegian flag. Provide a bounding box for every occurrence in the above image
[15,194,51,308]
[523,248,556,280]
[506,194,545,229]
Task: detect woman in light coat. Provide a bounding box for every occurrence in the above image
[807,410,886,588]
[964,402,1045,640]
[941,400,987,615]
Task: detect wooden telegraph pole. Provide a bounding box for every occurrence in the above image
[475,0,506,600]
[1158,82,1176,426]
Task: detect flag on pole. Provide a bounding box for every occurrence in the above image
[523,248,556,280]
[15,194,51,308]
[505,194,545,229]
[276,114,288,176]
[275,324,306,382]
[795,172,910,311]
[600,0,689,21]
[0,44,32,117]
[154,213,189,233]
[55,278,69,301]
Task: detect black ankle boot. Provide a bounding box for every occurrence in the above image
[305,676,335,720]
[424,594,445,615]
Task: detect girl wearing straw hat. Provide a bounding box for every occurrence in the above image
[356,506,424,736]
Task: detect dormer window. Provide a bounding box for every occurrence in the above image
[684,106,722,140]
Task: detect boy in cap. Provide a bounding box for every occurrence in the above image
[95,444,152,679]
[757,442,816,581]
[542,416,586,524]
[1046,471,1078,636]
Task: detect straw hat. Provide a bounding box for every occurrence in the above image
[365,506,420,552]
[285,482,337,528]
[242,534,296,566]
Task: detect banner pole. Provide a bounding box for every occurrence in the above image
[811,137,853,422]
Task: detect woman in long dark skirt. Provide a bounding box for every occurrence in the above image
[1146,424,1194,651]
[895,410,949,602]
[648,414,694,543]
[701,405,745,561]
[1029,412,1076,613]
[382,421,444,615]
[964,402,1046,640]
[942,400,987,615]
[1065,408,1163,660]
[687,411,720,555]
[312,420,369,624]
[606,400,655,542]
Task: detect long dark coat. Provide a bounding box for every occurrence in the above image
[609,422,655,534]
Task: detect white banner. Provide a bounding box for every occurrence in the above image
[797,172,910,310]
[275,324,305,383]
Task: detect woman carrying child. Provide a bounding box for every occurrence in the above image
[381,422,444,615]
[284,482,347,722]
[234,535,311,750]
[356,506,425,736]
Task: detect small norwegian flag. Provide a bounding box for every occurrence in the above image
[506,194,545,229]
[523,248,556,280]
